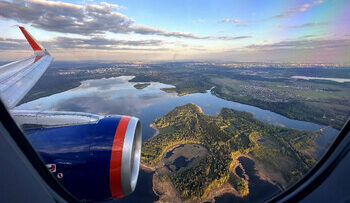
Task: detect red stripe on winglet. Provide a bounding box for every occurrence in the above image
[110,116,131,198]
[19,26,42,51]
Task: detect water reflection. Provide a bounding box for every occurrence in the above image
[16,76,338,143]
[16,76,341,203]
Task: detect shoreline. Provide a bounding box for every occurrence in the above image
[202,183,238,203]
[210,154,285,201]
[149,123,160,138]
[142,147,285,202]
[140,162,156,172]
[238,154,286,190]
[142,127,285,202]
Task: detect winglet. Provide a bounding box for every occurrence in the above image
[18,26,43,51]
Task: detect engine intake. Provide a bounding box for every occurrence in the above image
[110,116,141,198]
[22,114,142,201]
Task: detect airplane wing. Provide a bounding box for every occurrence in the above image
[0,27,142,201]
[0,26,53,109]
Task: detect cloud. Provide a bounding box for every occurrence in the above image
[301,35,317,38]
[236,24,250,27]
[216,37,349,63]
[221,18,243,23]
[272,0,323,19]
[0,36,164,51]
[0,0,200,38]
[0,34,251,53]
[246,38,350,51]
[130,26,202,39]
[0,0,238,40]
[0,0,132,35]
[0,38,30,50]
[53,37,163,49]
[220,18,250,27]
[288,22,328,29]
[220,0,323,26]
[215,36,251,40]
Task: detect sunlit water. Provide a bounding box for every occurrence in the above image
[16,76,341,203]
[291,76,350,83]
[16,76,338,146]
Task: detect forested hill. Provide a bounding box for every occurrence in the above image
[141,104,318,201]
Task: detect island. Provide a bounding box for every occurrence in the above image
[141,104,319,201]
[21,62,350,130]
[133,83,151,89]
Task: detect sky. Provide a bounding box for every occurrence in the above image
[0,0,349,63]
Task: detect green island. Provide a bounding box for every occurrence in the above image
[133,83,151,89]
[141,103,318,201]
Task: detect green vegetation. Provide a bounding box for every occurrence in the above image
[22,62,349,129]
[210,76,349,129]
[129,65,350,129]
[141,104,318,200]
[229,172,249,196]
[133,83,150,89]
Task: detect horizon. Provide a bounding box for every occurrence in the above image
[0,0,349,63]
[1,59,349,66]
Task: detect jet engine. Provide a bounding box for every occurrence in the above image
[12,110,142,201]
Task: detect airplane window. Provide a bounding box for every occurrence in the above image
[0,0,349,202]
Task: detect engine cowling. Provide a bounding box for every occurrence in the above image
[23,115,142,201]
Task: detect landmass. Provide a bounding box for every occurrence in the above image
[134,83,151,89]
[141,103,318,201]
[20,61,350,129]
[16,61,349,201]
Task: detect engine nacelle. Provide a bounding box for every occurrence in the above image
[23,115,142,201]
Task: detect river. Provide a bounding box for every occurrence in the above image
[15,76,341,202]
[16,76,339,145]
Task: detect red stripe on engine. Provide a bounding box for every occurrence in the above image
[110,116,131,198]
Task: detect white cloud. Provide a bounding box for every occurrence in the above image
[288,22,328,29]
[272,0,323,19]
[221,18,243,23]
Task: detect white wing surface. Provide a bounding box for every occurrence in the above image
[0,26,53,109]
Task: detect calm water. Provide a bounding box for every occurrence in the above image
[16,76,340,202]
[16,76,338,144]
[215,157,282,203]
[116,170,158,203]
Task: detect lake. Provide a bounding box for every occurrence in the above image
[16,76,339,145]
[15,76,340,202]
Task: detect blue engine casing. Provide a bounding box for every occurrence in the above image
[24,116,127,201]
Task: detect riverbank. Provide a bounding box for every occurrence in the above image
[141,148,284,203]
[233,153,285,190]
[149,123,160,138]
[214,156,282,203]
[140,161,180,203]
[232,153,284,189]
[153,172,181,203]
